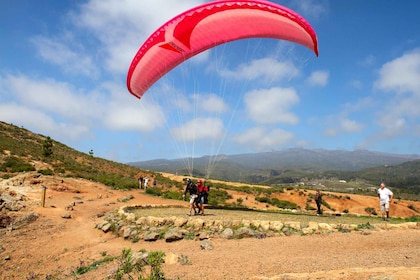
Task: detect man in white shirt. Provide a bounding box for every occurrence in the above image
[377,182,394,221]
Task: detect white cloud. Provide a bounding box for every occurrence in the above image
[190,93,228,114]
[293,0,328,20]
[0,103,91,141]
[372,48,420,138]
[101,81,166,131]
[218,58,300,82]
[324,118,364,136]
[1,74,101,123]
[31,35,99,77]
[170,117,224,142]
[235,127,294,150]
[0,73,167,144]
[375,48,420,95]
[71,0,206,74]
[244,87,299,124]
[307,70,329,86]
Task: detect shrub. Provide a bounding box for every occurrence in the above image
[408,204,417,211]
[162,190,182,200]
[207,189,232,206]
[38,169,54,176]
[255,196,270,203]
[271,198,299,209]
[0,156,35,172]
[405,215,420,222]
[365,207,377,216]
[146,187,163,196]
[305,204,316,211]
[356,222,374,230]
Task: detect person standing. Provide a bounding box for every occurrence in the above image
[138,176,143,189]
[377,182,394,221]
[196,179,207,216]
[183,178,198,216]
[315,189,323,216]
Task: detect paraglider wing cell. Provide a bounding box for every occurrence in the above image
[127,0,319,99]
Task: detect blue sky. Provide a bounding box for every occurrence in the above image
[1,0,420,167]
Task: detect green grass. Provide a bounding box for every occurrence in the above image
[128,206,409,225]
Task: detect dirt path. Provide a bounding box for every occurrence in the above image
[0,175,419,279]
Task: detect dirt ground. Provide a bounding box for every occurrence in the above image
[0,173,419,280]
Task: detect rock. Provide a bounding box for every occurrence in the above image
[65,205,74,211]
[165,252,179,264]
[259,220,270,231]
[220,228,234,239]
[318,223,333,231]
[198,232,208,240]
[284,221,301,231]
[200,239,214,250]
[96,221,108,229]
[123,226,136,239]
[61,212,72,219]
[164,228,183,242]
[101,222,112,233]
[0,213,12,228]
[269,221,283,231]
[188,218,205,229]
[144,232,160,242]
[173,217,188,227]
[234,227,256,239]
[11,212,39,229]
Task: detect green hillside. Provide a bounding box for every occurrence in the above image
[0,121,175,189]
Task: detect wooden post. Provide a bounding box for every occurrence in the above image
[41,185,47,207]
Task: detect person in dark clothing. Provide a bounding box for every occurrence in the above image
[315,189,323,215]
[138,176,143,189]
[183,178,199,216]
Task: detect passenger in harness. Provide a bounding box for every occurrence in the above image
[196,179,208,216]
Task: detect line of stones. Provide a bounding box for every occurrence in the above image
[96,204,420,242]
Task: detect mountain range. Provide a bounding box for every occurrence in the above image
[129,148,420,184]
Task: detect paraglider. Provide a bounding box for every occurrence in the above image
[127,0,319,99]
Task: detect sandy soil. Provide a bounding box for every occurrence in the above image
[0,173,419,280]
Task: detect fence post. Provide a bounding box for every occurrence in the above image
[41,185,47,207]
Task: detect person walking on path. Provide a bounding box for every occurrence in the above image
[196,179,208,215]
[183,178,199,216]
[377,182,394,221]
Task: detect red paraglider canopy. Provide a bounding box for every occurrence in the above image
[127,0,319,99]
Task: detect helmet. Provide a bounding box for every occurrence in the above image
[198,179,202,183]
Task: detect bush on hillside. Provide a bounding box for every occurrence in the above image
[0,156,35,172]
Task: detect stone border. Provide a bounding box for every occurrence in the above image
[96,204,420,243]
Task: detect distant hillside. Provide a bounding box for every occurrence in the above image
[129,149,420,184]
[0,121,170,189]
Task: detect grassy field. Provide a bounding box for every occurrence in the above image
[131,206,401,225]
